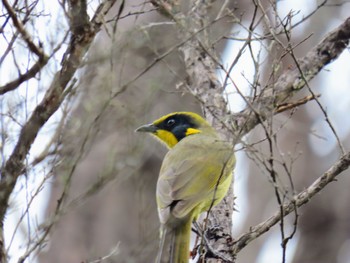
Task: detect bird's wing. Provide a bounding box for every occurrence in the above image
[157,135,234,225]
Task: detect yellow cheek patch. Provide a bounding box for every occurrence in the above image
[185,128,201,136]
[154,130,178,148]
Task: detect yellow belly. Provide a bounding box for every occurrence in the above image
[193,172,233,220]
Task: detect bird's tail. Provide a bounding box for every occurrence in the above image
[156,218,192,263]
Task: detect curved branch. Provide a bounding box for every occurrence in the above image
[0,0,49,95]
[0,57,48,95]
[232,151,350,254]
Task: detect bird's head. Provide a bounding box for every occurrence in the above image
[136,112,214,148]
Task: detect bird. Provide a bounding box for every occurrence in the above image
[136,112,235,263]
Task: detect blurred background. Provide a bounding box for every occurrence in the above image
[1,0,350,263]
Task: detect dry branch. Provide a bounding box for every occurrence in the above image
[2,0,45,58]
[222,16,350,262]
[0,1,348,262]
[0,58,49,95]
[171,8,350,262]
[275,94,321,113]
[0,0,117,261]
[234,17,350,138]
[232,151,350,254]
[0,0,49,95]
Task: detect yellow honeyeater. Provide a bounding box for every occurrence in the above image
[136,112,235,263]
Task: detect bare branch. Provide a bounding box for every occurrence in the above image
[232,151,350,255]
[234,17,350,138]
[168,7,350,262]
[0,0,118,261]
[0,57,48,95]
[0,0,49,95]
[1,0,46,58]
[275,94,321,113]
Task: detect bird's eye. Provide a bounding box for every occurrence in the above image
[166,118,175,127]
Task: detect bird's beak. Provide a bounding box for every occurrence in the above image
[135,123,158,133]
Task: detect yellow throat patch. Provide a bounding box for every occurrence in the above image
[154,130,179,148]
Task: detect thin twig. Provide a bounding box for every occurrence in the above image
[232,151,350,255]
[2,0,46,58]
[275,94,321,113]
